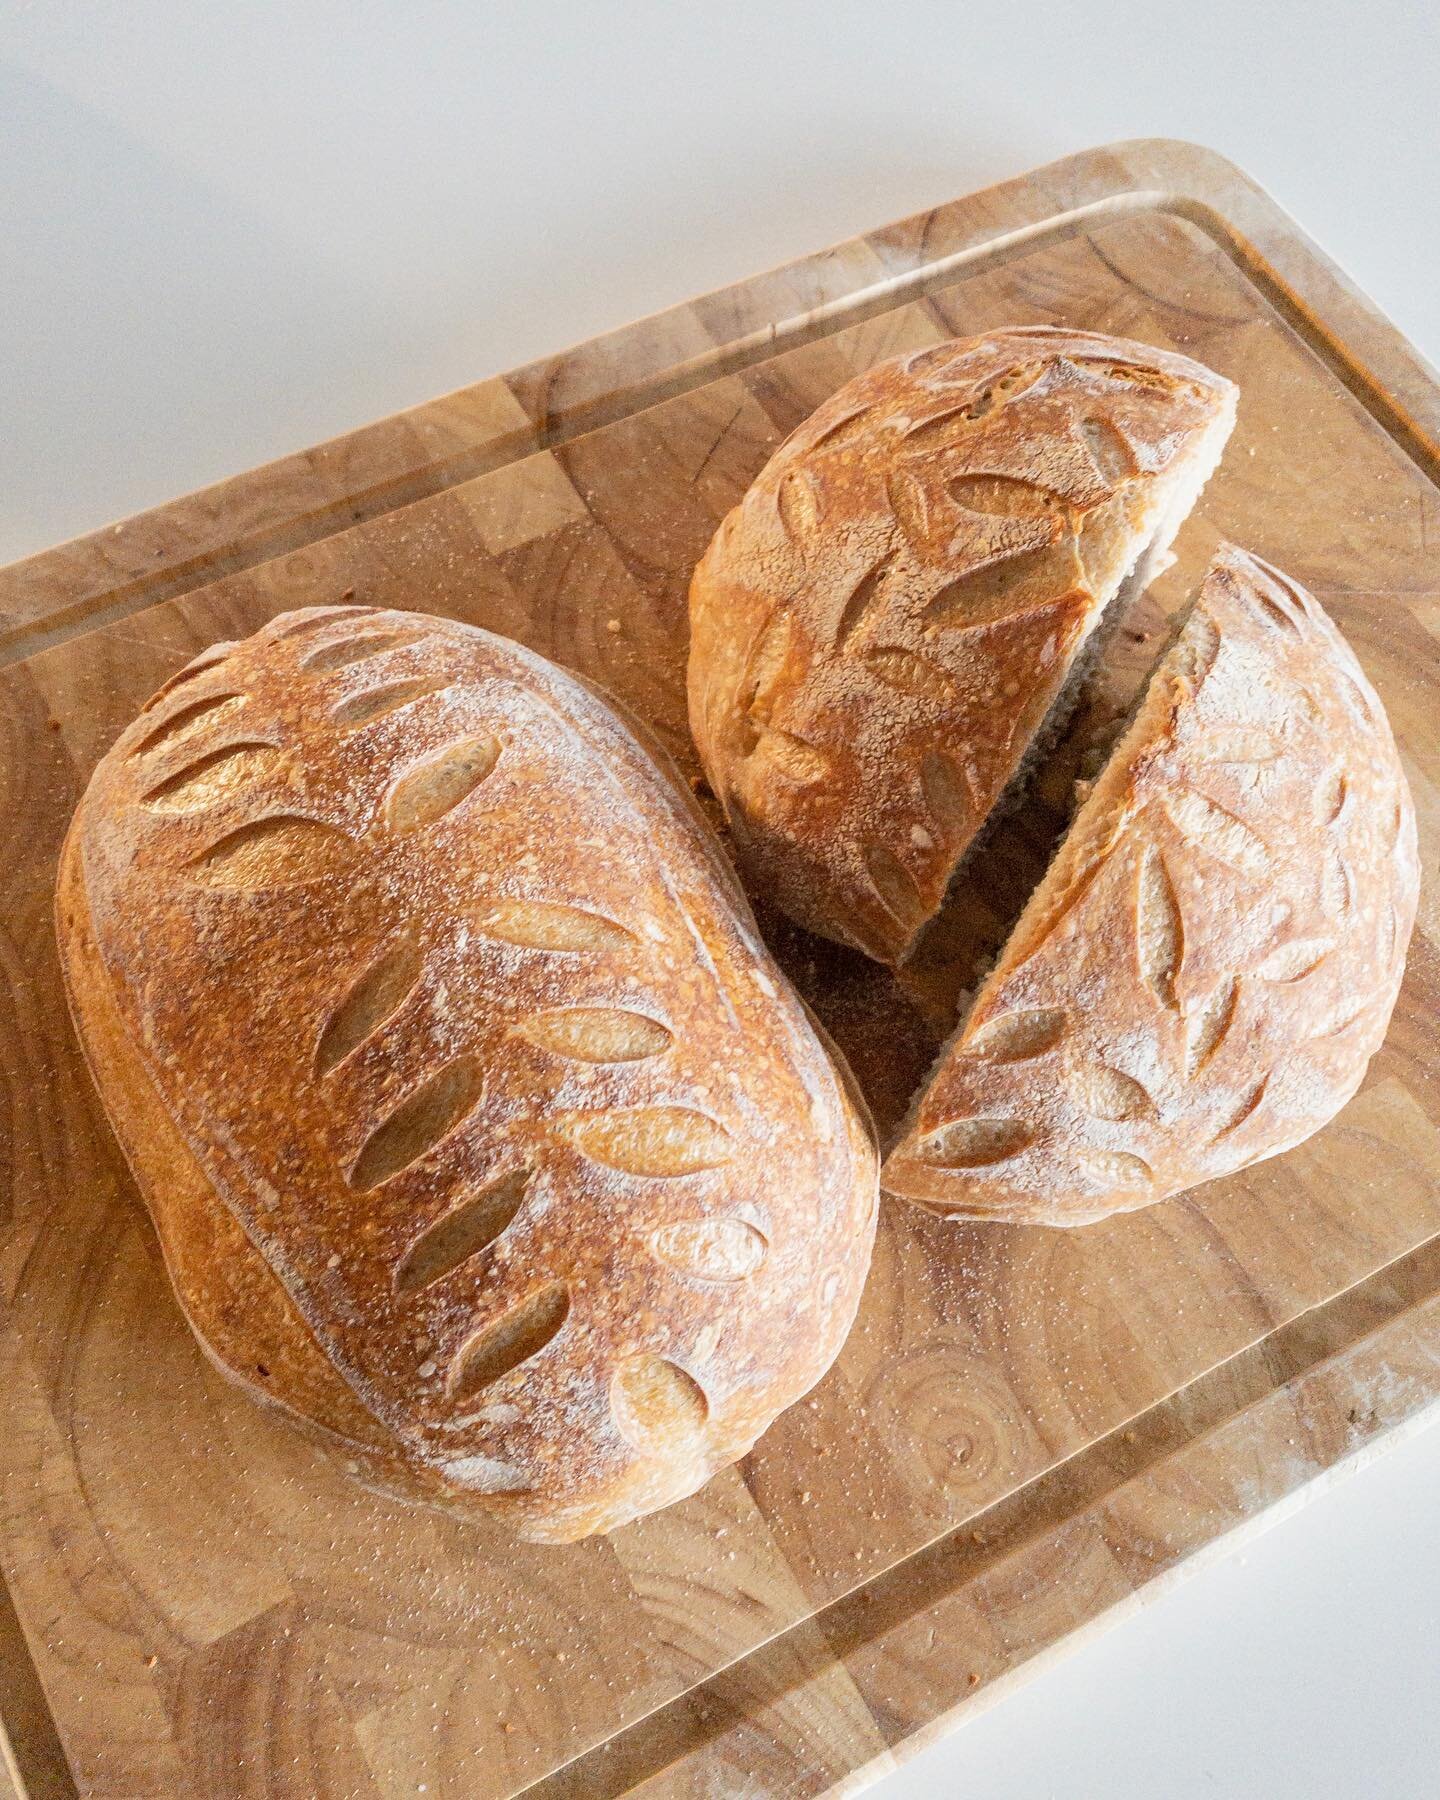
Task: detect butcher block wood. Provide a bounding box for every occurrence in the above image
[3,139,1440,1797]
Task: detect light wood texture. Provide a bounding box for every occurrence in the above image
[1,139,1438,1798]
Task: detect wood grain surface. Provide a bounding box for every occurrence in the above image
[2,139,1438,1798]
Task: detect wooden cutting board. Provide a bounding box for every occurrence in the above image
[3,138,1438,1799]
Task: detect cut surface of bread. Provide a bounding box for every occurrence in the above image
[882,546,1419,1225]
[58,606,879,1541]
[688,326,1237,964]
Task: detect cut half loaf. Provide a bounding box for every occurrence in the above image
[882,546,1419,1225]
[688,326,1237,963]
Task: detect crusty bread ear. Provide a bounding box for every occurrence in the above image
[882,546,1418,1225]
[59,606,879,1541]
[688,327,1237,964]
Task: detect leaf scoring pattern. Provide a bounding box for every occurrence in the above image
[1136,847,1183,1010]
[922,551,1075,633]
[753,730,832,785]
[1185,979,1238,1077]
[611,1355,708,1450]
[269,606,375,643]
[136,692,245,756]
[317,938,424,1074]
[886,466,933,549]
[349,1058,485,1191]
[1073,1149,1153,1191]
[1334,669,1379,728]
[915,1117,1034,1168]
[1252,937,1334,983]
[394,1169,530,1294]
[449,1283,570,1400]
[1166,789,1272,877]
[947,474,1058,518]
[474,900,635,954]
[650,1217,768,1282]
[1180,609,1223,693]
[834,557,892,648]
[739,613,795,726]
[920,750,971,841]
[864,843,926,931]
[862,647,958,704]
[1072,1064,1154,1122]
[1313,997,1368,1040]
[1383,901,1402,969]
[385,736,501,834]
[1250,589,1303,634]
[1322,850,1354,919]
[1216,1074,1271,1137]
[332,676,448,728]
[302,629,426,673]
[1013,843,1120,972]
[1314,764,1349,826]
[809,404,872,454]
[899,400,985,450]
[961,1008,1068,1063]
[776,469,821,544]
[192,816,353,888]
[564,1108,732,1176]
[142,643,233,710]
[518,1008,672,1063]
[141,741,278,811]
[1077,416,1135,485]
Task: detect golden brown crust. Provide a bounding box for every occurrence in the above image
[882,546,1419,1225]
[687,327,1236,962]
[57,829,394,1452]
[59,606,879,1540]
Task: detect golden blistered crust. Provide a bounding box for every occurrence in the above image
[688,326,1236,963]
[59,607,878,1541]
[57,831,395,1454]
[882,547,1419,1225]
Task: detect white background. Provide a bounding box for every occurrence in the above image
[4,3,1438,1793]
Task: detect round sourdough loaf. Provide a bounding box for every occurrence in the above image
[58,606,878,1541]
[882,546,1419,1225]
[688,326,1237,963]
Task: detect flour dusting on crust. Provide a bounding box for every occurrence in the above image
[689,326,1237,962]
[65,607,879,1540]
[882,546,1419,1224]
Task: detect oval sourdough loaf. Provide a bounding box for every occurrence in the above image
[688,326,1237,963]
[58,606,879,1541]
[882,546,1419,1225]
